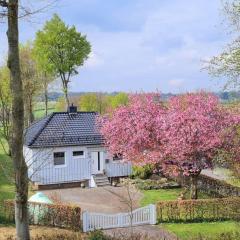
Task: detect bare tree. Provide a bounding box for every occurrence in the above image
[0,1,30,239]
[105,179,140,239]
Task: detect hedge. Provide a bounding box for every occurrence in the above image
[3,200,81,230]
[157,197,240,222]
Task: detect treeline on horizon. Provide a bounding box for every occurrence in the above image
[37,90,240,102]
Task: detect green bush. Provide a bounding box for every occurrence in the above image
[132,178,180,190]
[132,165,154,179]
[88,230,109,240]
[157,197,240,223]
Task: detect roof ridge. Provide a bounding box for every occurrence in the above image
[53,111,97,114]
[28,113,55,147]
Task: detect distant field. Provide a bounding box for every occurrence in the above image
[33,101,57,119]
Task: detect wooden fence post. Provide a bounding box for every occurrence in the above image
[82,211,89,232]
[149,204,157,225]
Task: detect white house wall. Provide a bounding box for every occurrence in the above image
[23,146,34,179]
[26,145,91,185]
[24,144,132,186]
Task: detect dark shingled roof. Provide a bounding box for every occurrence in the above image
[24,112,104,148]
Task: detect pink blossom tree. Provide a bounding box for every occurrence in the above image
[161,92,238,199]
[99,92,239,199]
[99,93,166,165]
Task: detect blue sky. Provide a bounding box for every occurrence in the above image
[0,0,230,93]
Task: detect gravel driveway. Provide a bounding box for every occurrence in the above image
[43,186,143,213]
[42,186,177,239]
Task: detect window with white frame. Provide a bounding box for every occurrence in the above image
[53,152,65,166]
[72,150,84,158]
[113,153,122,161]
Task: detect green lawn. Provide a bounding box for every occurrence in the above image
[140,189,211,206]
[0,150,14,203]
[0,146,14,221]
[162,221,240,240]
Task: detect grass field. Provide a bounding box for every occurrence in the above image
[140,189,211,206]
[162,221,240,240]
[0,146,14,203]
[33,101,57,119]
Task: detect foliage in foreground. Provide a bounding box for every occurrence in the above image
[163,221,239,240]
[3,229,161,240]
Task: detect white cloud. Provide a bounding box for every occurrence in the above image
[84,52,104,68]
[0,0,228,93]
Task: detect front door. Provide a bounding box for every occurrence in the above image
[91,151,104,174]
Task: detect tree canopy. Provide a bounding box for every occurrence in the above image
[99,92,240,199]
[205,0,240,90]
[34,14,91,107]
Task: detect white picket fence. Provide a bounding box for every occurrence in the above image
[82,204,156,232]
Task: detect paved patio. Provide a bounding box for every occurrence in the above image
[42,185,143,213]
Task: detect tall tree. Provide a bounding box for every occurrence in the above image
[20,43,41,126]
[32,40,56,116]
[0,0,30,239]
[79,93,110,114]
[205,1,240,90]
[110,92,129,109]
[34,14,91,107]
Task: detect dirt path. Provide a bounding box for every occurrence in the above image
[103,225,178,240]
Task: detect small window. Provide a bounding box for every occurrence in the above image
[53,152,65,166]
[73,151,84,157]
[113,153,122,161]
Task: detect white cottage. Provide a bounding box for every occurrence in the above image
[24,105,132,188]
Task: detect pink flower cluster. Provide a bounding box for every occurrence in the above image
[99,92,240,176]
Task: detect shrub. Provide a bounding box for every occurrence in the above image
[157,197,240,222]
[132,178,180,190]
[88,230,110,240]
[132,165,154,179]
[4,200,81,230]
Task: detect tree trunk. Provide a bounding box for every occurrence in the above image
[190,175,198,199]
[28,97,34,124]
[63,86,70,109]
[7,1,30,239]
[44,83,48,116]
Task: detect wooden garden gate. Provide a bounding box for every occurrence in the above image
[82,204,156,232]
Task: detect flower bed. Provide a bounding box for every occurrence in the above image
[157,197,240,222]
[131,178,180,190]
